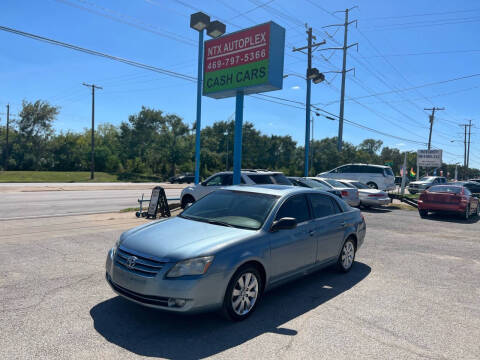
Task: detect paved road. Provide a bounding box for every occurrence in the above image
[1,208,478,359]
[0,188,183,219]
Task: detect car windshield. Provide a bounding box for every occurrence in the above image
[384,168,394,176]
[420,176,435,182]
[350,181,370,189]
[180,190,278,230]
[272,173,292,185]
[323,178,347,188]
[428,186,462,194]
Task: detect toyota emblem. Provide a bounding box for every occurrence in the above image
[126,256,138,269]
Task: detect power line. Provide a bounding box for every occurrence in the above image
[318,73,480,103]
[0,25,196,82]
[55,0,196,46]
[362,8,480,21]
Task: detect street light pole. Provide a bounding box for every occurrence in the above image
[190,12,226,185]
[194,28,204,185]
[224,131,229,171]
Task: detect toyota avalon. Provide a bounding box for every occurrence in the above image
[105,185,366,321]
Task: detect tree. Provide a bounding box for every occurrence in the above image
[358,139,383,155]
[17,100,59,170]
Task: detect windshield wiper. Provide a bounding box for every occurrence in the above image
[204,219,235,228]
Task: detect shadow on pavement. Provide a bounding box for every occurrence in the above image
[422,212,479,224]
[90,262,371,359]
[360,207,392,213]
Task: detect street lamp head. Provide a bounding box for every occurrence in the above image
[307,68,319,80]
[190,12,210,31]
[313,72,325,84]
[207,20,226,38]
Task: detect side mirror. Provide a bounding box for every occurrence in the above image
[200,181,207,186]
[271,217,297,232]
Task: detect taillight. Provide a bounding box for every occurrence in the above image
[341,190,349,197]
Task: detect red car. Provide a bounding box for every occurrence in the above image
[418,185,479,219]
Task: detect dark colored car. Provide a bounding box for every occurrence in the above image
[417,185,479,219]
[451,181,480,195]
[469,179,480,184]
[288,177,342,198]
[169,173,195,184]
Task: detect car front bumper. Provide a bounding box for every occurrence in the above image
[105,248,228,313]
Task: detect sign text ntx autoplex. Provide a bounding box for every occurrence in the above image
[203,22,285,99]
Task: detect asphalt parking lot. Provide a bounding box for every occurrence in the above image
[1,207,479,359]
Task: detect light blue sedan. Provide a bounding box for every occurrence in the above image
[106,185,366,321]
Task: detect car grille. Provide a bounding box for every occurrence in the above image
[115,247,165,277]
[106,274,169,307]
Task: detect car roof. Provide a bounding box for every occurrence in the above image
[224,184,328,196]
[338,163,391,168]
[211,170,283,175]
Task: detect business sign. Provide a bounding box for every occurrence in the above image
[203,22,285,99]
[417,149,442,167]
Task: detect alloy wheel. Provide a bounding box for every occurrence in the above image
[231,272,259,316]
[341,240,355,270]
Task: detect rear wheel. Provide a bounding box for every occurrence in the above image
[419,209,428,218]
[337,238,356,273]
[223,265,263,321]
[367,182,378,189]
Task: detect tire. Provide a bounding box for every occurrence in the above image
[337,237,356,273]
[181,195,194,209]
[223,265,263,321]
[476,204,480,217]
[465,205,470,220]
[419,209,428,218]
[366,182,378,189]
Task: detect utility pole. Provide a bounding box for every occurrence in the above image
[424,107,445,150]
[5,104,10,171]
[322,6,358,151]
[467,120,472,169]
[460,123,468,180]
[293,26,326,176]
[82,83,102,180]
[310,115,314,176]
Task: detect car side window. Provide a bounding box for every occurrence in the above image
[464,187,472,196]
[205,175,223,186]
[275,195,310,223]
[308,194,338,218]
[222,174,233,186]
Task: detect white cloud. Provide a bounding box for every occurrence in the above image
[395,143,405,147]
[291,85,300,90]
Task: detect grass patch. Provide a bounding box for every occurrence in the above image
[120,207,140,213]
[0,171,134,183]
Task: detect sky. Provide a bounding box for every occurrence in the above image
[1,0,479,168]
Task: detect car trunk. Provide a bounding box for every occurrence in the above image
[424,192,461,204]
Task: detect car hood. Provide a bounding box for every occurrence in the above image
[119,216,255,261]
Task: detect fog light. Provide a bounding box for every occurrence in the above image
[175,299,186,307]
[167,298,187,307]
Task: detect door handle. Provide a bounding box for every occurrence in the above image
[308,230,315,236]
[339,221,347,227]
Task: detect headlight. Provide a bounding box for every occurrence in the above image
[166,256,214,278]
[111,238,120,257]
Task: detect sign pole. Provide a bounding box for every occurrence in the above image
[400,152,407,197]
[233,91,244,185]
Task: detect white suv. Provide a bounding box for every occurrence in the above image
[318,164,395,191]
[180,170,292,208]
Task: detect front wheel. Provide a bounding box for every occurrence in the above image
[465,205,470,220]
[337,238,356,273]
[419,209,428,218]
[223,265,263,321]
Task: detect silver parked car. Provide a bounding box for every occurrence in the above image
[106,185,366,321]
[309,177,361,207]
[338,179,391,208]
[408,176,447,194]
